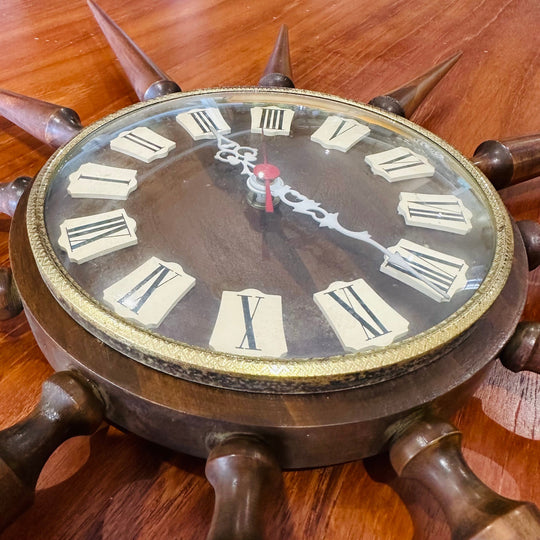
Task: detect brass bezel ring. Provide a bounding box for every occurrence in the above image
[27,87,514,393]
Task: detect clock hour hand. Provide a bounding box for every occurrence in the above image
[214,131,259,177]
[214,131,276,211]
[213,132,449,299]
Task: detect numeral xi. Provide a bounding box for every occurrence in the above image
[314,278,409,351]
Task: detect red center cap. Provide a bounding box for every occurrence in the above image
[253,163,280,181]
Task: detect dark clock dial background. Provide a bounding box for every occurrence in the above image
[42,91,497,359]
[0,0,538,539]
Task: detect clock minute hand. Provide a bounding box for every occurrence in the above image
[270,181,449,300]
[212,132,448,299]
[271,180,373,243]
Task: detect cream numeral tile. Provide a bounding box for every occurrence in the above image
[380,238,468,302]
[311,116,370,152]
[314,278,409,351]
[365,146,435,182]
[176,107,231,140]
[67,162,138,200]
[57,209,137,264]
[103,257,195,328]
[209,289,288,357]
[250,106,294,136]
[110,126,176,163]
[398,192,473,234]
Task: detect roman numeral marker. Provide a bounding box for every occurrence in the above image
[103,257,195,328]
[325,287,390,341]
[58,209,137,263]
[314,278,409,351]
[210,289,287,357]
[398,192,473,234]
[67,162,138,199]
[380,239,468,301]
[365,146,435,182]
[110,126,176,163]
[250,106,294,136]
[237,294,263,351]
[176,107,231,140]
[311,116,370,152]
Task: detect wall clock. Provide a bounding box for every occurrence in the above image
[0,0,539,538]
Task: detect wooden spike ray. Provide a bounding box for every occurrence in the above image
[472,133,540,190]
[501,320,540,374]
[0,89,82,148]
[87,0,181,101]
[369,51,462,118]
[258,25,295,88]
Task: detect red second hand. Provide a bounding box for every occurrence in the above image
[252,125,279,213]
[265,176,274,213]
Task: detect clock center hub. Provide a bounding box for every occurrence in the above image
[253,162,280,181]
[246,163,282,210]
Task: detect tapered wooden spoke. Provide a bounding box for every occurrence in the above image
[500,321,540,373]
[0,176,31,218]
[369,52,461,118]
[87,0,181,100]
[258,25,294,88]
[515,220,540,271]
[0,267,22,320]
[472,133,540,189]
[205,435,282,540]
[0,372,104,530]
[390,419,540,539]
[0,89,82,147]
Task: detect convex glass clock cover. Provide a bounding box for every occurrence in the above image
[28,88,513,391]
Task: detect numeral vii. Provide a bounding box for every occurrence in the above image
[398,192,473,234]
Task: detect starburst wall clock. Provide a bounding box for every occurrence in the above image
[0,0,539,538]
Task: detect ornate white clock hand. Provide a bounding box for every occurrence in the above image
[271,181,450,300]
[214,131,258,176]
[214,132,450,299]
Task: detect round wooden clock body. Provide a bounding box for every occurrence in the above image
[9,87,528,467]
[10,195,528,467]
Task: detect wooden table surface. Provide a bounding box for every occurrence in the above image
[0,0,538,538]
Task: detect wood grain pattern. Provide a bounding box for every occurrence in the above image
[0,0,538,538]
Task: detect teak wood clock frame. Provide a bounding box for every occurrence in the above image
[0,1,539,538]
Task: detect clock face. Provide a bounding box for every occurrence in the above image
[27,87,512,392]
